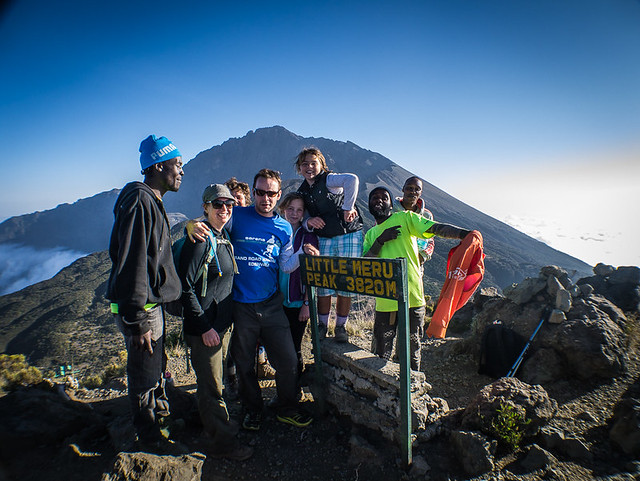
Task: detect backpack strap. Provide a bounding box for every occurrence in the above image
[199,230,220,298]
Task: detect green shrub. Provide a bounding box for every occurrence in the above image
[81,349,127,388]
[490,402,531,451]
[82,374,104,389]
[0,354,43,392]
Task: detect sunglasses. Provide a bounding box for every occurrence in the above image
[207,199,235,209]
[253,188,280,198]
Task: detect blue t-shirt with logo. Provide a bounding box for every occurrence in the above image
[229,206,293,303]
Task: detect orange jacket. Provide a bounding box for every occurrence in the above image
[425,230,485,339]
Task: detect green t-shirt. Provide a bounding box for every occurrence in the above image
[363,211,435,311]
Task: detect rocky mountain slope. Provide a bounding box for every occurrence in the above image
[1,264,638,481]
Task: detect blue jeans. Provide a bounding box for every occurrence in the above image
[115,305,169,440]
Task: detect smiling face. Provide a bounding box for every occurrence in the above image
[283,198,305,227]
[368,188,392,221]
[155,156,184,194]
[402,178,422,203]
[253,176,281,217]
[298,153,324,184]
[204,198,233,231]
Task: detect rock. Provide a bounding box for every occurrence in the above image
[504,277,547,305]
[538,427,592,460]
[609,398,640,456]
[101,451,205,481]
[549,302,627,379]
[539,426,565,450]
[520,348,564,385]
[578,284,594,298]
[540,266,571,288]
[0,383,107,457]
[348,434,383,466]
[607,283,640,312]
[461,378,557,438]
[555,288,572,312]
[520,444,557,471]
[548,309,566,324]
[546,276,563,298]
[408,455,430,477]
[610,266,640,285]
[561,436,592,460]
[450,430,495,476]
[594,263,615,276]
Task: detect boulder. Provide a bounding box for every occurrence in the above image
[594,263,615,276]
[610,398,640,456]
[504,277,547,305]
[461,378,557,438]
[0,381,107,457]
[610,266,640,285]
[450,430,496,476]
[101,452,205,481]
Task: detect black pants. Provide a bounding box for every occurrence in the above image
[372,306,426,371]
[283,305,308,380]
[231,293,299,415]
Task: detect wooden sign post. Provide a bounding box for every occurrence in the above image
[300,255,412,466]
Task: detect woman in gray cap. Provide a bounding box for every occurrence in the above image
[176,183,252,460]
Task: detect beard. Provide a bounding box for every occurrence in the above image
[369,204,392,220]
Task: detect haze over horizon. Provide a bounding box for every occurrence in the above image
[1,0,639,271]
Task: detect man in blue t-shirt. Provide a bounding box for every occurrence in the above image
[228,169,314,431]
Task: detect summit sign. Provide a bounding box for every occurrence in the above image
[300,255,405,300]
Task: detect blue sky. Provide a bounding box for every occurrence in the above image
[1,0,639,267]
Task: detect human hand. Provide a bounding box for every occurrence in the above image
[303,243,320,256]
[343,209,357,223]
[201,328,220,347]
[307,217,325,230]
[187,220,210,243]
[133,331,154,354]
[376,225,401,245]
[298,304,310,322]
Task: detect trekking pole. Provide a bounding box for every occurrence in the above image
[506,316,546,378]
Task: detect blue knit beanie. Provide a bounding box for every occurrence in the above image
[139,135,181,171]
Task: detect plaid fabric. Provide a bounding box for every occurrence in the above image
[317,230,363,297]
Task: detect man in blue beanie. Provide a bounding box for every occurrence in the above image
[107,134,185,453]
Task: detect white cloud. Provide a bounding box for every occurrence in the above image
[0,244,87,295]
[440,145,640,268]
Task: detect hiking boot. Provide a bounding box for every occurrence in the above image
[242,411,262,431]
[257,361,276,379]
[276,411,313,428]
[318,323,327,340]
[334,325,348,343]
[209,444,254,461]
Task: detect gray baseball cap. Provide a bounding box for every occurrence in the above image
[202,184,235,203]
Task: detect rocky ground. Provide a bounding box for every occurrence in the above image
[2,321,639,481]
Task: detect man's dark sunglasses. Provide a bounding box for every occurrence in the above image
[253,188,280,198]
[207,199,235,209]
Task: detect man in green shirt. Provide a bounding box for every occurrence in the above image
[363,187,471,370]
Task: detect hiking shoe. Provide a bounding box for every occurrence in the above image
[257,361,276,379]
[334,325,349,343]
[242,411,262,431]
[318,323,327,340]
[276,412,313,428]
[209,444,254,461]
